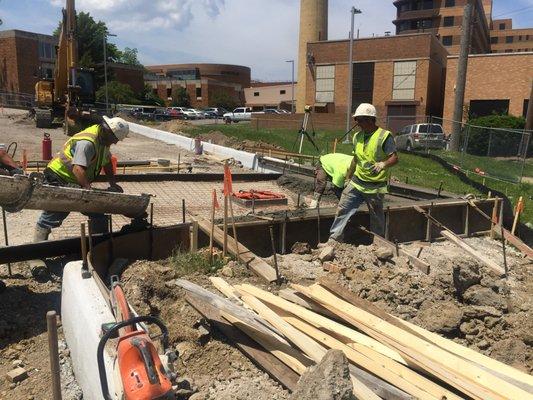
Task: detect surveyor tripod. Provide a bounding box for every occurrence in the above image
[294,106,320,154]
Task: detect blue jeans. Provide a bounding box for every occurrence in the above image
[329,184,385,241]
[37,211,109,233]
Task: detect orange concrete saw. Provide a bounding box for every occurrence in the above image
[97,276,177,399]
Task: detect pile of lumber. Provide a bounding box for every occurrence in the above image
[176,278,533,400]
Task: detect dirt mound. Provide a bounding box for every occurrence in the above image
[158,119,195,134]
[197,131,238,147]
[326,238,533,373]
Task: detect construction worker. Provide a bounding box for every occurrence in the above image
[0,143,24,176]
[33,116,129,242]
[309,153,353,208]
[325,103,398,243]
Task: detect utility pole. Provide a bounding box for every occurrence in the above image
[345,6,362,141]
[450,0,473,151]
[286,60,295,113]
[103,33,117,115]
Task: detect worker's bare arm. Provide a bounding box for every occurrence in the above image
[346,157,357,181]
[385,152,399,168]
[103,162,123,192]
[0,149,19,169]
[72,165,91,189]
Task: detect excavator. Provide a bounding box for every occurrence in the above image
[34,0,101,135]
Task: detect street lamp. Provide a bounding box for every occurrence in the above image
[345,6,362,140]
[285,60,295,113]
[103,32,117,115]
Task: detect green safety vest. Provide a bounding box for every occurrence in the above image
[319,153,353,188]
[351,127,392,194]
[48,125,110,184]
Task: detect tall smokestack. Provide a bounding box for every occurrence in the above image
[296,0,328,113]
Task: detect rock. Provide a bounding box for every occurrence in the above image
[11,360,23,368]
[463,305,502,319]
[460,320,480,336]
[220,265,234,278]
[452,264,481,298]
[415,303,463,334]
[490,338,528,370]
[376,248,393,261]
[291,349,356,400]
[196,325,210,345]
[477,339,490,349]
[322,262,346,274]
[462,285,508,311]
[291,242,311,255]
[188,393,206,400]
[6,367,28,383]
[318,246,335,263]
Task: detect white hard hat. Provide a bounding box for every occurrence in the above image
[103,116,129,141]
[353,103,377,118]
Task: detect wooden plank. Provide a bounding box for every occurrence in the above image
[209,277,242,304]
[235,284,407,365]
[239,294,380,400]
[468,200,533,259]
[278,288,341,321]
[295,283,532,400]
[282,313,444,400]
[359,227,430,274]
[195,216,278,282]
[185,294,300,391]
[440,230,505,275]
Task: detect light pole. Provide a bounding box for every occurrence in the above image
[103,32,117,115]
[285,60,295,113]
[345,6,362,140]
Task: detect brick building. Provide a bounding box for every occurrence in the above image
[145,63,251,108]
[0,29,57,94]
[490,19,533,53]
[106,62,145,95]
[244,81,296,111]
[304,33,448,132]
[443,52,533,130]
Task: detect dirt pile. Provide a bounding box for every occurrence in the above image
[158,119,195,134]
[323,238,532,373]
[197,131,239,147]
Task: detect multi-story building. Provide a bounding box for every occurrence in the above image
[244,81,296,111]
[393,0,492,54]
[0,29,57,94]
[144,63,251,108]
[490,19,533,53]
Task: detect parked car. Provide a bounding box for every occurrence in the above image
[204,107,228,117]
[169,107,197,120]
[395,123,446,151]
[203,111,218,119]
[223,107,264,123]
[264,108,282,114]
[166,107,184,119]
[189,108,206,119]
[131,106,171,121]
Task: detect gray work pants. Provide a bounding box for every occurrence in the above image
[329,184,385,241]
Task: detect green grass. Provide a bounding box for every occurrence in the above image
[180,123,533,223]
[165,249,225,276]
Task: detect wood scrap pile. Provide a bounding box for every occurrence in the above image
[176,277,533,400]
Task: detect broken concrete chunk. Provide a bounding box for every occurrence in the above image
[6,367,28,383]
[462,285,508,311]
[322,262,347,274]
[290,349,356,400]
[219,265,234,278]
[376,247,393,261]
[318,246,335,263]
[291,242,311,255]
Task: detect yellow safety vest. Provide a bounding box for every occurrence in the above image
[319,153,353,188]
[48,125,110,184]
[351,127,391,194]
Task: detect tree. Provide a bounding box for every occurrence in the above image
[95,81,137,105]
[141,84,165,107]
[117,47,142,66]
[171,86,190,107]
[210,91,238,111]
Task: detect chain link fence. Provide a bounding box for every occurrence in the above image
[0,91,35,110]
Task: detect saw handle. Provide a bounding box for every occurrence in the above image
[97,315,169,400]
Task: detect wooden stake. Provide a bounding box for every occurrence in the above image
[511,196,523,236]
[333,138,338,153]
[228,195,240,257]
[46,311,62,400]
[490,198,499,239]
[209,190,216,261]
[177,153,181,174]
[223,195,228,257]
[1,207,11,276]
[269,226,281,285]
[190,220,198,253]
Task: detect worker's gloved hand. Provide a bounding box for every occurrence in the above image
[309,192,321,209]
[372,161,386,174]
[107,183,124,193]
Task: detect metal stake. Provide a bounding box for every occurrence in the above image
[182,199,186,223]
[149,203,154,260]
[46,311,62,400]
[437,181,443,197]
[394,239,400,257]
[317,202,321,245]
[2,207,11,276]
[80,223,89,277]
[269,225,281,285]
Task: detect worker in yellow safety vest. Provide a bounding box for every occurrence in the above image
[33,116,129,243]
[324,103,398,244]
[309,153,353,208]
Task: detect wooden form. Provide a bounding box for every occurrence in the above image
[358,226,430,274]
[194,216,278,282]
[414,206,505,275]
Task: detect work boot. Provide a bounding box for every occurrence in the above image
[33,225,51,242]
[317,238,339,249]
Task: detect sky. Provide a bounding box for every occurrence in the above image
[0,0,532,81]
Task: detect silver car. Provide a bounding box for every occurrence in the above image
[395,123,446,151]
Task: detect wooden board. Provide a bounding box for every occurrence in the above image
[194,216,278,282]
[295,283,532,400]
[185,294,300,391]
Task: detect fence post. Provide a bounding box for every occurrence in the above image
[519,131,531,184]
[459,122,469,171]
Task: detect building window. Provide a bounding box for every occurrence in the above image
[499,23,505,30]
[166,88,172,97]
[38,42,55,60]
[253,92,260,97]
[518,35,522,41]
[443,16,454,27]
[490,36,498,44]
[506,36,513,43]
[392,61,416,100]
[315,65,335,103]
[419,19,433,29]
[445,0,455,7]
[280,90,286,95]
[442,35,453,46]
[196,87,202,98]
[422,0,433,10]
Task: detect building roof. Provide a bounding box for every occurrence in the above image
[0,29,56,41]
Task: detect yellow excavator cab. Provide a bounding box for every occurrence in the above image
[35,80,54,108]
